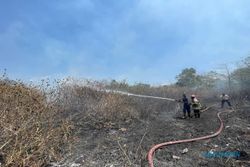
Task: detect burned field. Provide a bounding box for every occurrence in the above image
[0,79,249,167]
[49,83,250,167]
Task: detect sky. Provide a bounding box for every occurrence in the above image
[0,0,250,84]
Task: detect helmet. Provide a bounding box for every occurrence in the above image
[191,94,196,98]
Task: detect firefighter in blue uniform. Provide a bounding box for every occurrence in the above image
[177,94,192,119]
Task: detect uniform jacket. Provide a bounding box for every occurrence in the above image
[220,94,229,100]
[191,98,202,110]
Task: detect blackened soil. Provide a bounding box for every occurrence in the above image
[54,102,250,167]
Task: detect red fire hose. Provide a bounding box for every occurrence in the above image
[148,110,225,167]
[102,90,226,166]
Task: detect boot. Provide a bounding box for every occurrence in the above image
[197,111,200,118]
[188,112,192,118]
[194,112,198,118]
[182,113,187,119]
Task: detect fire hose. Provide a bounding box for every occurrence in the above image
[104,90,225,167]
[148,110,225,167]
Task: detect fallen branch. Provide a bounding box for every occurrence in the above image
[117,140,132,166]
[0,139,12,150]
[135,129,148,159]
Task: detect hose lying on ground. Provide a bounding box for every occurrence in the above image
[101,90,225,167]
[148,109,225,167]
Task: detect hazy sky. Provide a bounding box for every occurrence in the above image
[0,0,249,84]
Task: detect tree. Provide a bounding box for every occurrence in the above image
[198,71,221,89]
[232,56,250,91]
[216,64,234,93]
[109,79,128,90]
[243,56,250,67]
[176,68,200,88]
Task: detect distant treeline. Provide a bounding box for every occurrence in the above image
[175,56,250,93]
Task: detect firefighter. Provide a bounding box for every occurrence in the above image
[220,93,231,108]
[191,94,202,118]
[181,94,191,118]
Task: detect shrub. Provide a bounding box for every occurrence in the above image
[0,80,74,166]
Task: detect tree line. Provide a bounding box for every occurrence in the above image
[175,56,250,94]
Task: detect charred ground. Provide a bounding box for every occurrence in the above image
[51,84,250,167]
[0,79,249,167]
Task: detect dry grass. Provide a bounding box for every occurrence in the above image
[55,81,189,123]
[0,80,74,167]
[0,77,228,166]
[96,93,139,121]
[55,83,139,125]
